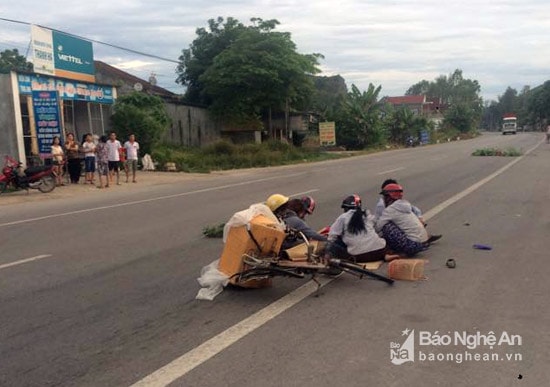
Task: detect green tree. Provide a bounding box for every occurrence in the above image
[335,84,385,149]
[444,104,476,133]
[110,92,171,154]
[481,100,501,131]
[498,87,518,114]
[176,17,322,131]
[309,75,348,120]
[201,26,320,123]
[527,81,550,128]
[384,106,430,144]
[0,48,33,73]
[177,17,248,105]
[408,69,482,132]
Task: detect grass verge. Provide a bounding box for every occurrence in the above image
[152,140,348,173]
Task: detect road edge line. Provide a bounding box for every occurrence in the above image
[423,138,544,221]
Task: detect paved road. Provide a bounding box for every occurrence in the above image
[1,133,547,386]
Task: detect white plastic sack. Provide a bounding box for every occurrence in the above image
[142,153,155,171]
[222,203,283,242]
[196,259,230,301]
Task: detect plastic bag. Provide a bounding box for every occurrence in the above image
[142,154,155,171]
[222,203,283,242]
[196,259,230,301]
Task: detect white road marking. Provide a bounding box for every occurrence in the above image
[288,189,319,197]
[423,138,544,221]
[0,173,306,228]
[0,254,52,271]
[130,138,544,387]
[130,277,333,387]
[376,167,405,175]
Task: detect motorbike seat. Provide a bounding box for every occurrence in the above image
[24,165,51,176]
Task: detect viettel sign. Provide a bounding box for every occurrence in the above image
[31,25,95,83]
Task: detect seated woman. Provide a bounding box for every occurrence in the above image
[375,184,439,257]
[265,194,327,250]
[374,179,424,223]
[327,194,387,263]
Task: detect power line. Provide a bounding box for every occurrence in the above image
[0,17,180,64]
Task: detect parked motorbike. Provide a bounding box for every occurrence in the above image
[0,155,56,194]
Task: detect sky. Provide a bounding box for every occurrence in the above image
[1,0,549,101]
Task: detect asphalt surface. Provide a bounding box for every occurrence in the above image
[0,132,547,386]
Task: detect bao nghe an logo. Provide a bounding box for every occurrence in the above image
[390,329,523,365]
[390,328,415,365]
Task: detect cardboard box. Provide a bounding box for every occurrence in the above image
[219,214,285,288]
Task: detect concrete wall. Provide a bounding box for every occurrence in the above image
[163,103,220,147]
[0,74,19,159]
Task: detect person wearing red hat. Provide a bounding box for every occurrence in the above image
[280,198,327,250]
[376,184,441,257]
[374,178,424,223]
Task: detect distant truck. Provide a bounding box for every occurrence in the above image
[502,113,517,135]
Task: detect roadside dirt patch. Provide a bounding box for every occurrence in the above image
[0,171,209,206]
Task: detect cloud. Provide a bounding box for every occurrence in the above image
[1,0,550,100]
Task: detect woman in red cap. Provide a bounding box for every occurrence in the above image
[376,184,441,257]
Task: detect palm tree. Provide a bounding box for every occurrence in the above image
[345,83,384,147]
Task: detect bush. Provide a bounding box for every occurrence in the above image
[202,223,225,238]
[472,147,523,157]
[203,140,236,156]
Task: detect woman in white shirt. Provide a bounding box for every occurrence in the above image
[82,133,96,184]
[327,194,387,263]
[50,136,64,186]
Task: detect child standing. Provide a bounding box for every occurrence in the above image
[82,133,96,184]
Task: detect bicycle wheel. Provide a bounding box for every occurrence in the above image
[335,260,394,285]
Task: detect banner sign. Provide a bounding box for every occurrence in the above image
[18,74,114,104]
[31,25,55,76]
[32,90,62,156]
[319,121,336,146]
[31,25,95,82]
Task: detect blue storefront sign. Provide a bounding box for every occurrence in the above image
[32,90,63,156]
[18,74,114,104]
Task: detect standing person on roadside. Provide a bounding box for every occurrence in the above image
[82,133,96,184]
[95,135,109,189]
[106,131,122,185]
[124,134,140,183]
[64,133,81,184]
[546,124,550,144]
[50,136,64,187]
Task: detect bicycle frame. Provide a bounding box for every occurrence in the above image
[233,230,394,286]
